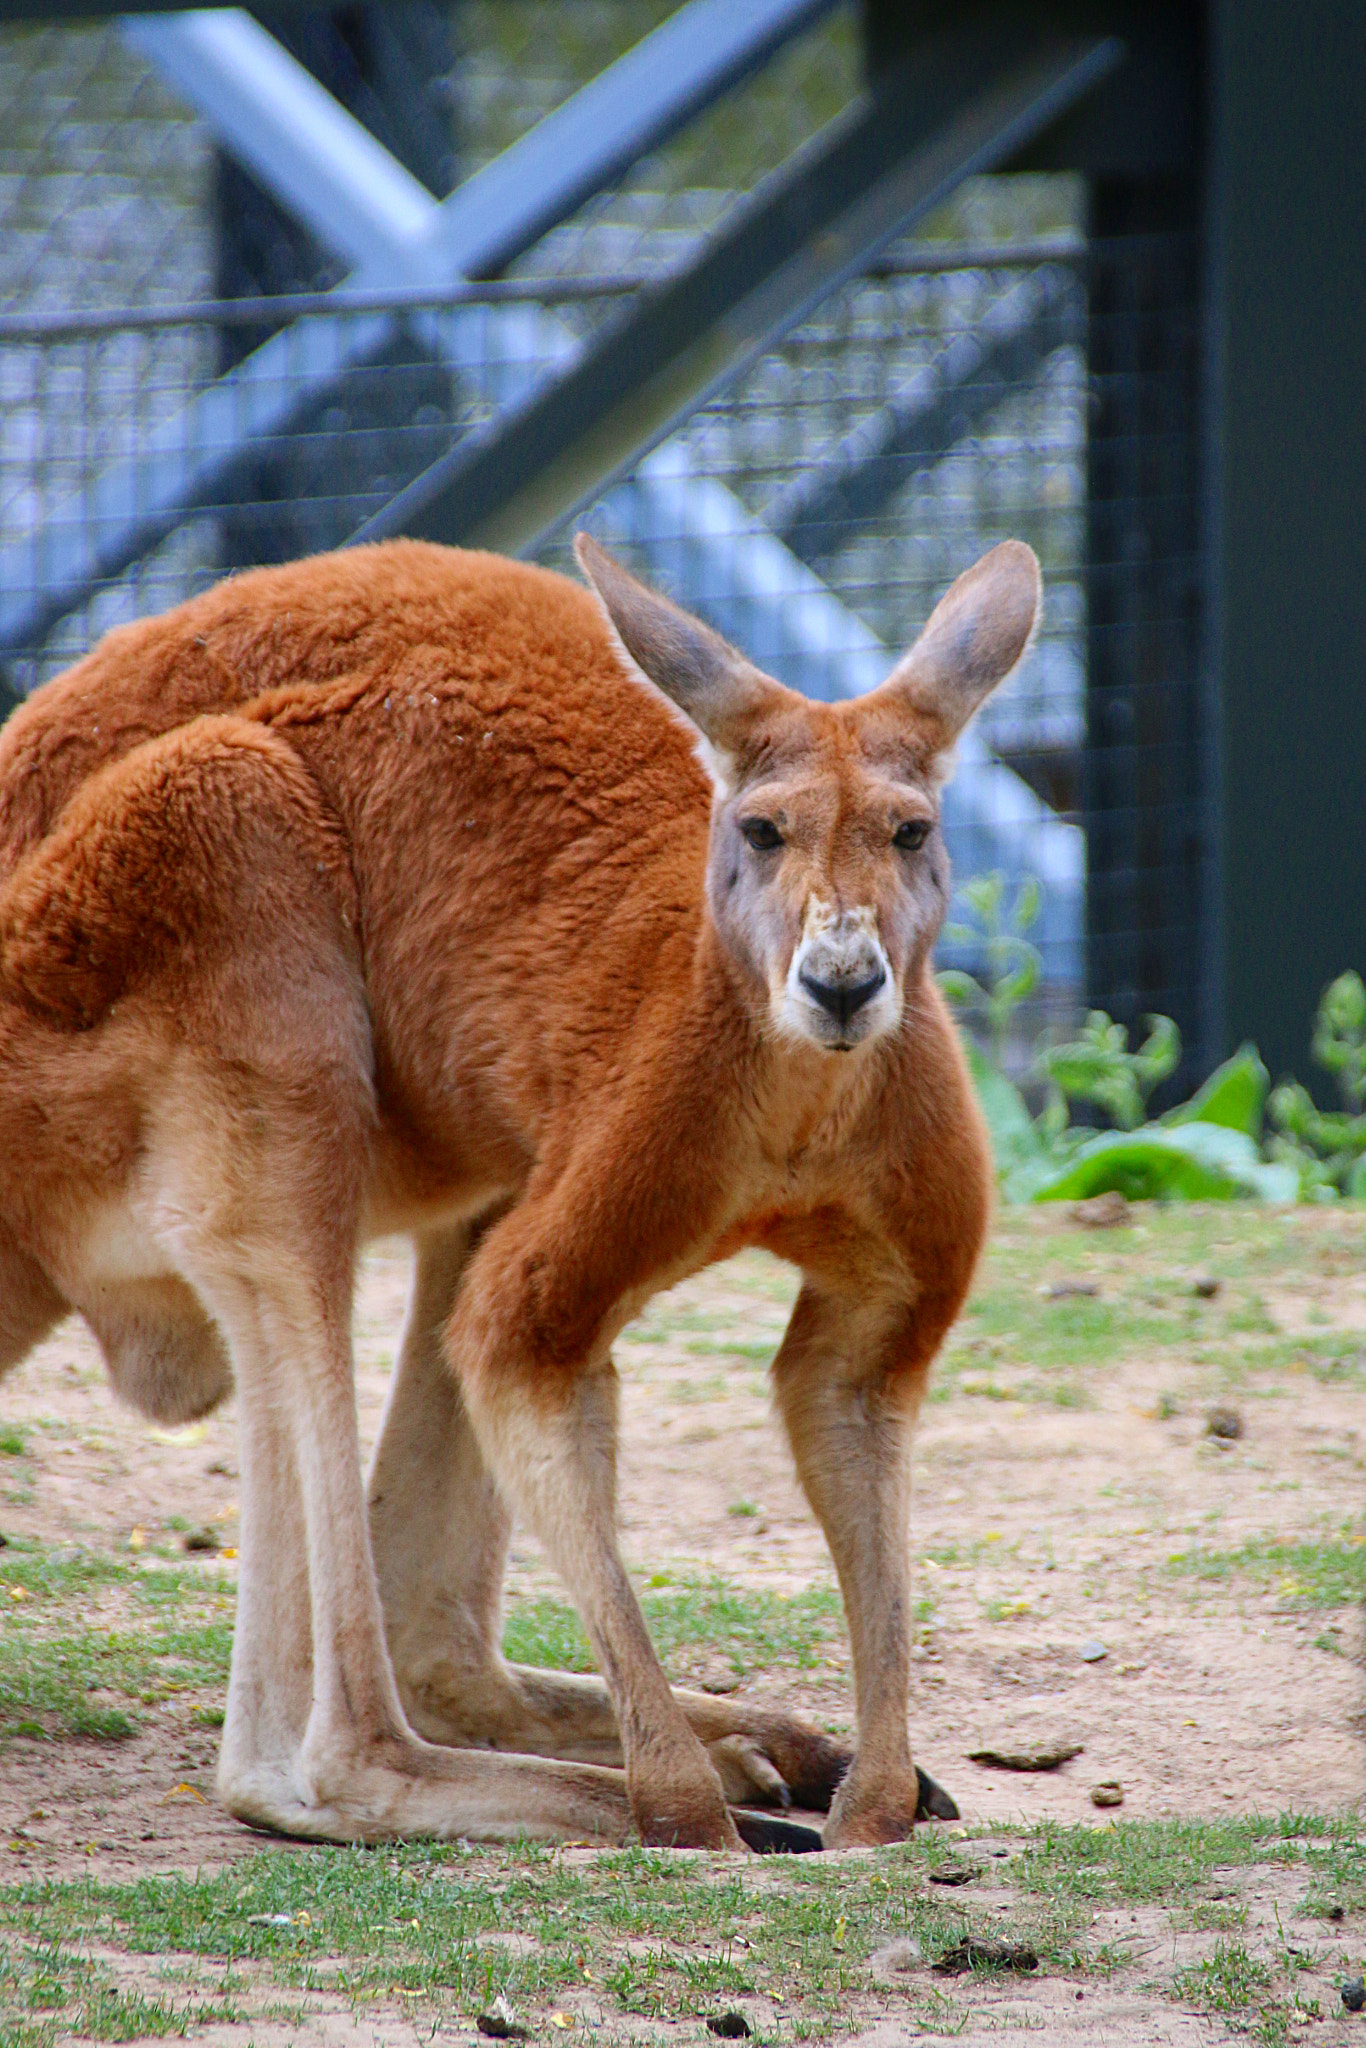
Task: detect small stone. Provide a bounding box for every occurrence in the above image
[1038,1280,1100,1300]
[929,1859,982,1885]
[1342,1976,1365,2013]
[476,2018,529,2042]
[205,1458,237,1478]
[182,1528,220,1555]
[1070,1191,1131,1228]
[706,2014,752,2040]
[1091,1781,1124,1808]
[697,1659,741,1696]
[1192,1275,1222,1298]
[1328,1903,1345,1922]
[1205,1406,1244,1441]
[1079,1639,1108,1663]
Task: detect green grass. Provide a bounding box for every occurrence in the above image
[0,1546,233,1743]
[0,1814,1359,2043]
[0,1211,1362,2040]
[503,1577,845,1681]
[1175,1939,1273,2015]
[1302,1833,1366,1919]
[0,1834,1071,2034]
[1238,1334,1366,1385]
[1008,1814,1340,1907]
[1166,1534,1366,1609]
[949,1291,1176,1376]
[0,1542,848,1748]
[684,1339,775,1363]
[0,1934,237,2047]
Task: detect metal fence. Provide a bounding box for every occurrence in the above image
[0,7,1207,1059]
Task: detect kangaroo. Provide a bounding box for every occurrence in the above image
[0,533,1037,1850]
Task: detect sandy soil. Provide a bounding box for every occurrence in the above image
[0,1205,1361,1889]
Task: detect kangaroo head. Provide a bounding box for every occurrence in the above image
[576,534,1040,1055]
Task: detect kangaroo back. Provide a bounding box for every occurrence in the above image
[0,542,546,874]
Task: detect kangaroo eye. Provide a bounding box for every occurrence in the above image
[741,818,783,852]
[894,819,931,852]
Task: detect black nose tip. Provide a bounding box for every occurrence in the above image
[799,966,886,1028]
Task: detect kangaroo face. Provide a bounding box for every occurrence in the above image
[575,533,1040,1058]
[705,715,948,1052]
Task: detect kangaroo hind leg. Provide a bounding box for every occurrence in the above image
[369,1234,848,1812]
[8,711,633,1845]
[193,1205,632,1845]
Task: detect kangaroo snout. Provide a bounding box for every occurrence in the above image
[799,964,887,1026]
[787,910,896,1049]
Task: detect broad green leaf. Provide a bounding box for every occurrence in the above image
[1030,1122,1298,1205]
[964,1043,1039,1156]
[1162,1044,1268,1136]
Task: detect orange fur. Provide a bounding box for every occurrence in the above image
[0,535,1036,1850]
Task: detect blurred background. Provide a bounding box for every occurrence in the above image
[0,1,1361,1093]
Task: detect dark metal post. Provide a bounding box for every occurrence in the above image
[1206,0,1366,1087]
[213,3,458,567]
[1083,174,1205,1080]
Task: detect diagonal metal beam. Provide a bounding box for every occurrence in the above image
[768,264,1077,564]
[0,0,837,662]
[124,0,840,285]
[122,8,434,275]
[355,26,1123,556]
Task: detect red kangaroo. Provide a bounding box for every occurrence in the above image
[0,532,1038,1848]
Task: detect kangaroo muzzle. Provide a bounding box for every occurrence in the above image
[784,906,898,1050]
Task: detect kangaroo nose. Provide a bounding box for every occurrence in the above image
[799,965,887,1028]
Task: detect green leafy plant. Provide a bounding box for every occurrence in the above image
[1037,1010,1180,1133]
[1266,972,1366,1199]
[936,873,1042,1066]
[936,873,1318,1205]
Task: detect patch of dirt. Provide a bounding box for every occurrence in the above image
[0,1207,1361,1896]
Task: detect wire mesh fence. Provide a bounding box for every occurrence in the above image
[0,5,1208,1058]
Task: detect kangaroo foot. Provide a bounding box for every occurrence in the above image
[823,1758,958,1848]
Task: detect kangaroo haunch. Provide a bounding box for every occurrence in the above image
[0,533,1039,1849]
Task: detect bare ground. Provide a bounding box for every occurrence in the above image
[0,1203,1361,2042]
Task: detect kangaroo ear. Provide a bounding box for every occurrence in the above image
[575,534,786,754]
[871,540,1041,750]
